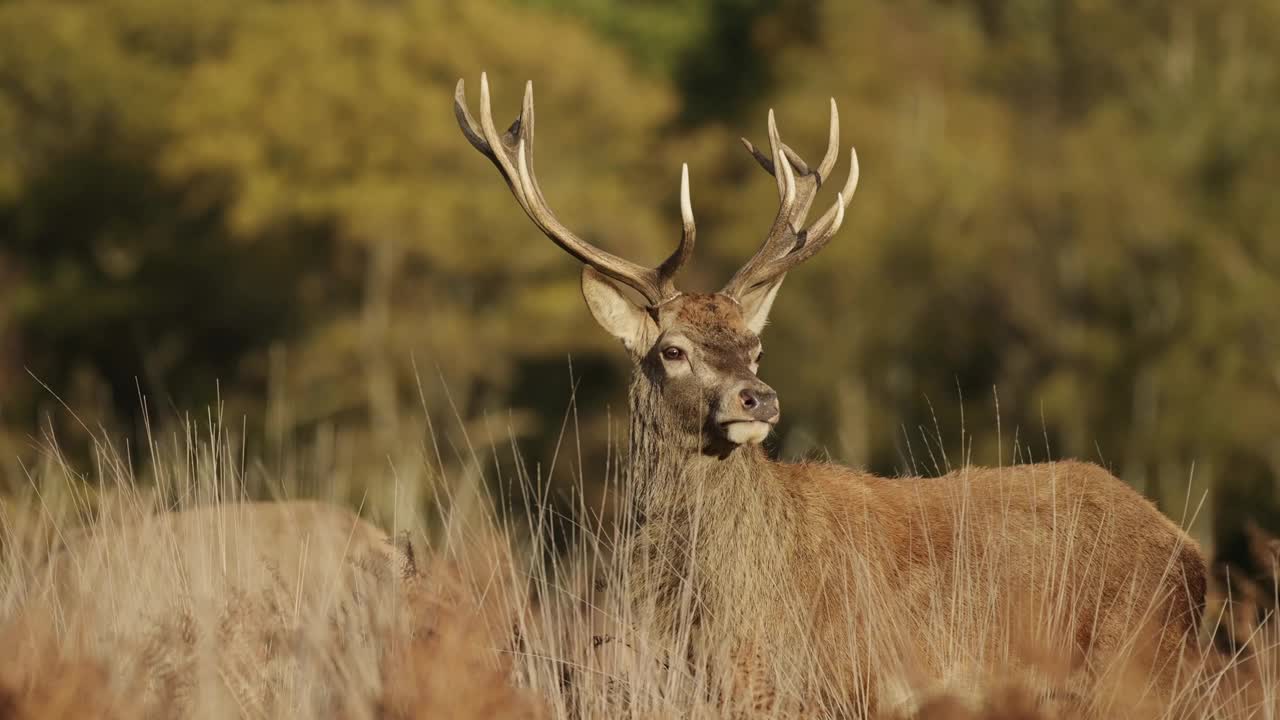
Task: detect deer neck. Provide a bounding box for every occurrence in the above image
[625,374,782,514]
[624,374,795,627]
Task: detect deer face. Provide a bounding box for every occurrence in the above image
[582,270,781,451]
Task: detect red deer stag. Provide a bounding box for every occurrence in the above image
[455,74,1206,715]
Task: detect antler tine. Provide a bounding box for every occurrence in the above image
[803,146,859,242]
[652,164,696,299]
[453,80,488,156]
[738,99,840,232]
[736,149,858,290]
[723,102,859,297]
[455,74,690,306]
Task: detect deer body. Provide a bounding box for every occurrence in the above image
[455,74,1207,712]
[31,501,417,715]
[623,296,1204,711]
[43,500,404,599]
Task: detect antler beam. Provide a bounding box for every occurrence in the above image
[454,73,693,306]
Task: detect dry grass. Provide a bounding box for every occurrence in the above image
[1,423,1278,719]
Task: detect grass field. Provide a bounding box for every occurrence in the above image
[1,408,1278,719]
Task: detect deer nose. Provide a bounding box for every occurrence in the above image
[738,387,780,423]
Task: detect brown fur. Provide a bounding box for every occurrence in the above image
[23,501,535,717]
[28,502,405,714]
[618,293,1207,714]
[42,500,404,589]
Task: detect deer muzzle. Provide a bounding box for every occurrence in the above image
[715,381,780,445]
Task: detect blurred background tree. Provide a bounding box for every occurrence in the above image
[1,0,1277,552]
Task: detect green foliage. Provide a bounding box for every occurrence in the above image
[0,0,678,462]
[702,0,1280,540]
[0,0,299,441]
[513,0,798,123]
[161,0,678,453]
[2,0,1279,543]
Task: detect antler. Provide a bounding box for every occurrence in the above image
[454,73,694,307]
[722,100,859,298]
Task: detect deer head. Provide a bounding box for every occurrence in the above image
[455,74,858,455]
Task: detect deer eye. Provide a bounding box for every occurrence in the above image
[661,346,685,362]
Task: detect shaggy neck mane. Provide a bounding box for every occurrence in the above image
[624,372,800,633]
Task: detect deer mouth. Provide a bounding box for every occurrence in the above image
[718,419,776,445]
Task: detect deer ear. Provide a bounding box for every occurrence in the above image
[738,277,784,335]
[581,267,657,354]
